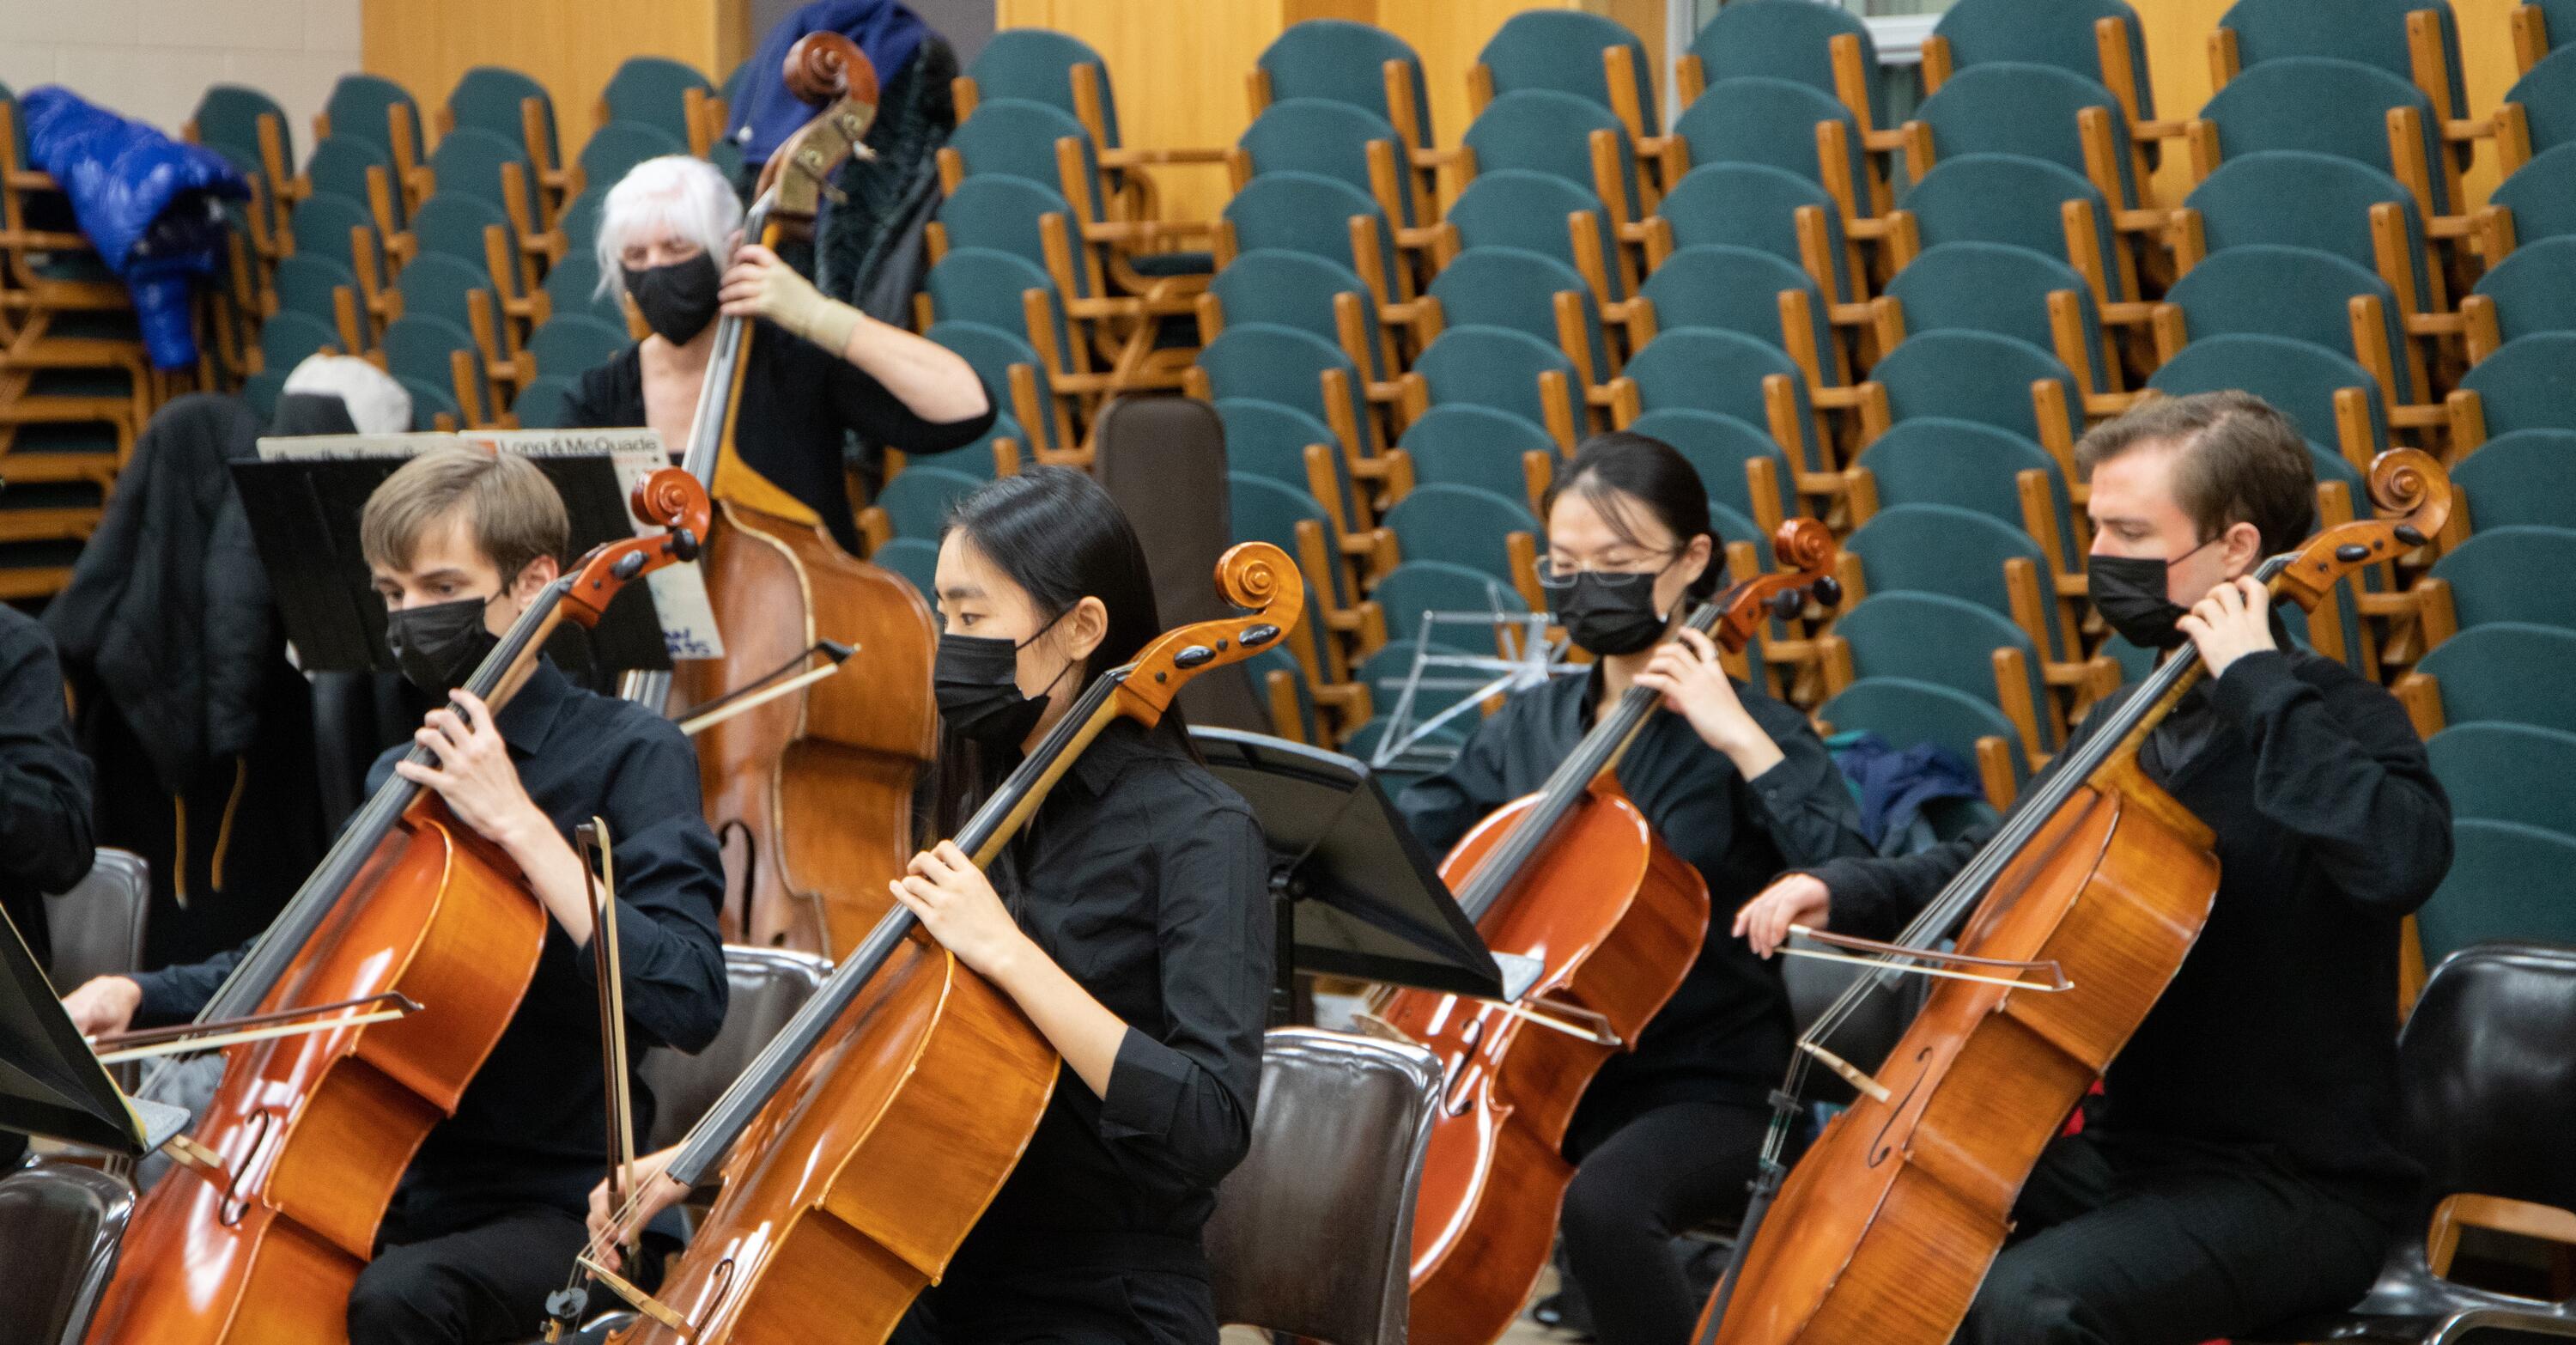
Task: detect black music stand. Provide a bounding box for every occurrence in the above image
[1191,728,1527,1025]
[0,907,185,1154]
[228,452,671,677]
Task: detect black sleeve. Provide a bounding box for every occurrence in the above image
[1741,695,1873,871]
[568,720,729,1053]
[0,618,93,896]
[1395,701,1528,856]
[2202,650,2451,912]
[804,332,999,456]
[1095,792,1273,1187]
[561,350,641,429]
[131,937,252,1023]
[1804,692,2125,940]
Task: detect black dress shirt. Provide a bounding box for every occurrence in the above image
[1806,645,2451,1221]
[945,718,1274,1282]
[0,605,95,965]
[562,320,998,555]
[1399,671,1873,1130]
[131,657,729,1229]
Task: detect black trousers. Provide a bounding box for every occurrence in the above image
[1958,1131,2391,1345]
[890,1262,1219,1345]
[349,1203,590,1345]
[1558,1099,1771,1345]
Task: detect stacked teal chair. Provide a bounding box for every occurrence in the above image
[1927,0,2155,120]
[1381,484,1540,590]
[1819,677,2029,797]
[2427,526,2576,630]
[2146,334,2390,458]
[947,98,1093,189]
[445,66,560,188]
[1256,20,1433,149]
[577,122,687,192]
[2504,46,2576,160]
[937,174,1079,297]
[1668,78,1870,198]
[1653,163,1856,307]
[1406,326,1577,445]
[305,137,402,233]
[1422,247,1607,389]
[528,313,632,381]
[2158,246,2416,402]
[192,84,295,180]
[2465,236,2576,347]
[872,539,941,600]
[2417,820,2576,961]
[600,56,714,148]
[1634,244,1838,385]
[1896,154,2128,300]
[1882,241,2112,394]
[1197,323,1373,454]
[1866,331,2084,447]
[1625,407,1800,533]
[319,75,426,174]
[1219,171,1398,282]
[2217,0,2468,124]
[558,189,608,255]
[511,374,577,429]
[2408,623,2576,734]
[2452,430,2576,532]
[1613,328,1821,472]
[2428,721,2576,839]
[925,247,1070,364]
[1204,249,1387,383]
[1215,398,1358,526]
[2180,152,2433,317]
[1370,561,1528,652]
[966,29,1122,149]
[289,192,385,281]
[871,466,983,539]
[1846,502,2072,661]
[1440,170,1625,301]
[427,126,544,230]
[2455,332,2576,440]
[260,312,338,372]
[1462,88,1643,227]
[271,254,360,341]
[545,253,623,326]
[400,375,464,429]
[1396,405,1558,505]
[1850,417,2080,573]
[1905,64,2142,211]
[927,319,1062,454]
[2490,142,2576,245]
[1830,592,2058,757]
[1684,0,1884,127]
[1476,9,1660,138]
[2192,58,2451,212]
[383,313,488,424]
[1239,98,1421,228]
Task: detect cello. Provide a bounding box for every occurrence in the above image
[1385,520,1844,1345]
[84,468,714,1345]
[635,32,939,958]
[578,544,1302,1344]
[1694,449,2451,1345]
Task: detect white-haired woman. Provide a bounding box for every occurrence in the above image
[562,155,993,552]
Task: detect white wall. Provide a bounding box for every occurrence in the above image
[0,0,359,149]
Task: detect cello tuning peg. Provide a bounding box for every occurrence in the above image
[1767,591,1805,623]
[671,528,702,563]
[1810,576,1843,610]
[2394,524,2427,547]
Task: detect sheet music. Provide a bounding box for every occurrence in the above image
[255,430,726,660]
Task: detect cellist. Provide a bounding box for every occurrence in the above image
[1735,392,2453,1345]
[597,466,1275,1345]
[561,155,993,551]
[1398,432,1871,1345]
[59,447,730,1345]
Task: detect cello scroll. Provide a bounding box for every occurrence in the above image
[1710,519,1842,654]
[1111,543,1304,724]
[2271,447,2450,614]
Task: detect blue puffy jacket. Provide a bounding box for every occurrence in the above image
[21,87,246,369]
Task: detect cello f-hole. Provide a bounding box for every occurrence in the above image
[218,1107,280,1226]
[1867,1047,1935,1169]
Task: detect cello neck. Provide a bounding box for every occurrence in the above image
[160,575,580,1080]
[1450,603,1725,923]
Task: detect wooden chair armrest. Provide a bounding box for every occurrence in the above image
[1101,146,1230,167]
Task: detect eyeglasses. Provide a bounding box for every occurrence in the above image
[1535,551,1675,591]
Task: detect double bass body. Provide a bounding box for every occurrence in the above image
[681,498,933,953]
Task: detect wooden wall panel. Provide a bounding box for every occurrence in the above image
[361,0,748,155]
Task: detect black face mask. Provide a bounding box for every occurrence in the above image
[386,593,503,697]
[935,618,1073,748]
[1546,570,1672,657]
[623,254,722,344]
[2089,536,2221,650]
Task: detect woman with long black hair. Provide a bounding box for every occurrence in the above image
[1396,432,1871,1345]
[594,466,1273,1345]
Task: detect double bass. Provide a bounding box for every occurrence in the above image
[581,545,1302,1344]
[1696,450,2451,1345]
[1387,521,1844,1345]
[636,32,938,957]
[84,469,714,1345]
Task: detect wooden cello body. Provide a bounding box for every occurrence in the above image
[1699,451,2451,1345]
[599,545,1303,1345]
[646,33,935,956]
[1395,522,1842,1345]
[86,471,715,1345]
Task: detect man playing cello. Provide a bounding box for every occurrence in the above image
[62,447,730,1345]
[1737,392,2452,1345]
